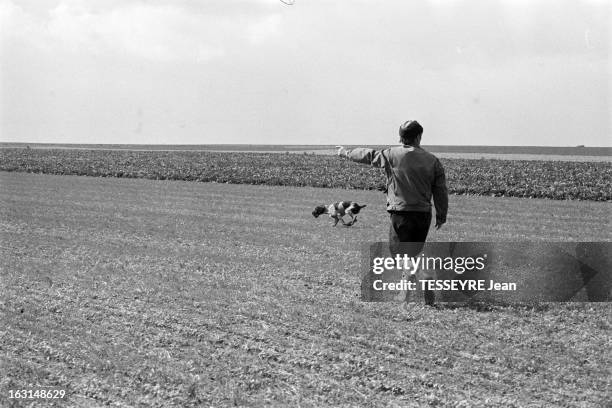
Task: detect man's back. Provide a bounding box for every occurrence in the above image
[346,145,448,221]
[384,146,444,212]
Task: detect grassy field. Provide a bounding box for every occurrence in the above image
[1,172,611,407]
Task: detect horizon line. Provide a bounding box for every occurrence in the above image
[1,142,610,149]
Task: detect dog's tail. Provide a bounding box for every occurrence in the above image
[351,204,367,215]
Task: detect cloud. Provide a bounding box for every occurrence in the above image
[2,0,284,62]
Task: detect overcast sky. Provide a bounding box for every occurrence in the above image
[1,0,610,146]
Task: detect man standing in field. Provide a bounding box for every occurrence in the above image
[336,120,448,306]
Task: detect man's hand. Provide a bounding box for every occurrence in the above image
[435,220,445,230]
[336,145,348,158]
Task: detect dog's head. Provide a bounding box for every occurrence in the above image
[312,205,327,218]
[351,204,367,215]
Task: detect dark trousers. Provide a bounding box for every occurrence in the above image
[389,211,432,256]
[388,211,435,305]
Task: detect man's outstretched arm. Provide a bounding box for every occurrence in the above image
[336,146,387,168]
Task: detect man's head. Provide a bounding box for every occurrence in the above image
[399,120,423,146]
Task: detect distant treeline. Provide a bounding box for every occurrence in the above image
[0,143,610,156]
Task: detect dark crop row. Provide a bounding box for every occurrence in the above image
[1,149,610,201]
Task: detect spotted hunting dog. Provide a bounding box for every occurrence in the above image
[312,201,366,227]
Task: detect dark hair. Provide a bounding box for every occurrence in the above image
[399,120,423,144]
